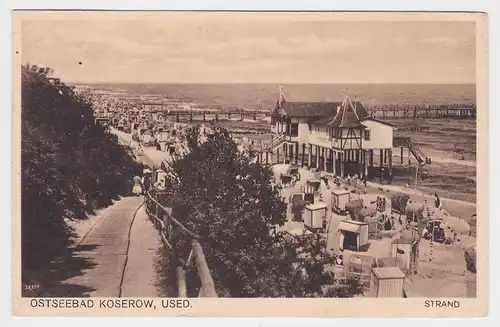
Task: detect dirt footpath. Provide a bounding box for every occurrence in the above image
[59,196,162,297]
[121,205,162,297]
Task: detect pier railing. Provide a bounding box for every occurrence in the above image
[364,104,476,119]
[145,191,218,298]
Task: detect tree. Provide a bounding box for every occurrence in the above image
[21,65,143,278]
[158,125,362,297]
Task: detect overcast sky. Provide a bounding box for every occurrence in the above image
[21,15,476,84]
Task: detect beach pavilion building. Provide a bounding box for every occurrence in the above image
[269,87,398,180]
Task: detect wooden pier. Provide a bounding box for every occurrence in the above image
[155,111,269,123]
[129,102,477,122]
[365,104,476,119]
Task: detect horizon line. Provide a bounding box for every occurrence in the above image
[68,81,477,86]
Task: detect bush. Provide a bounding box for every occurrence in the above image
[21,65,142,273]
[158,125,362,298]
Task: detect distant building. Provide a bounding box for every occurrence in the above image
[270,86,396,179]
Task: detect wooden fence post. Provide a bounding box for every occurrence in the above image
[192,240,217,297]
[177,266,187,297]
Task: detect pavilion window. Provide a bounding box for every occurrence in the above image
[364,130,371,141]
[289,123,299,137]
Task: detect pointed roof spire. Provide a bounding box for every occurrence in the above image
[272,84,288,116]
[278,84,286,108]
[326,93,368,128]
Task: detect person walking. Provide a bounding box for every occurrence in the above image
[132,175,142,196]
[142,169,153,195]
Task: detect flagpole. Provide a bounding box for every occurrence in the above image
[414,163,418,195]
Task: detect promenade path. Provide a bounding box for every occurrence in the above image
[57,196,162,297]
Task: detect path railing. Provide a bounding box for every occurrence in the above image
[144,191,218,298]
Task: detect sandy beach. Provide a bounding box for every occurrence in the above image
[270,163,475,298]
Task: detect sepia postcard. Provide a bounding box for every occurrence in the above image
[11,10,488,318]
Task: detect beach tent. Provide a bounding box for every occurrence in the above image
[345,254,377,293]
[338,220,369,252]
[345,199,364,221]
[391,193,410,213]
[391,230,420,273]
[290,193,306,222]
[360,207,377,219]
[464,245,477,297]
[405,202,425,223]
[464,245,476,274]
[469,214,477,237]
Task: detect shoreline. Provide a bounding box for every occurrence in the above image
[364,180,476,222]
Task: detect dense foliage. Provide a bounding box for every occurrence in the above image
[157,125,362,298]
[21,65,142,273]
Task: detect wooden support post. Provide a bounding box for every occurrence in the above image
[379,149,384,182]
[364,150,368,178]
[388,149,393,183]
[301,143,305,166]
[323,148,327,172]
[408,146,411,166]
[177,266,187,297]
[276,147,280,165]
[316,146,320,169]
[401,146,404,165]
[295,143,299,165]
[319,148,323,171]
[189,112,193,123]
[192,240,217,297]
[284,143,288,163]
[329,149,334,173]
[340,151,345,177]
[355,151,360,176]
[370,149,374,167]
[266,151,269,165]
[333,151,337,175]
[358,150,363,177]
[176,113,180,122]
[203,112,206,122]
[308,144,312,167]
[351,150,355,174]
